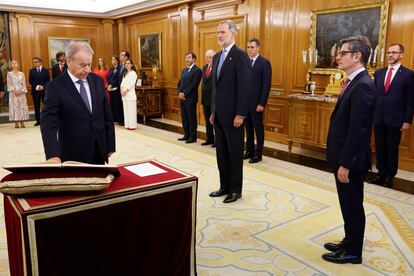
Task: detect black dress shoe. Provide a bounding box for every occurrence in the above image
[185,137,197,143]
[223,193,241,203]
[249,155,262,163]
[384,176,393,188]
[201,141,213,146]
[324,242,342,252]
[209,189,227,197]
[211,143,216,148]
[177,136,189,141]
[368,175,386,185]
[243,152,254,160]
[322,251,362,264]
[34,122,40,126]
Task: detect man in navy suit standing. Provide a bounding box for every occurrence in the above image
[41,42,115,164]
[29,57,50,126]
[368,44,414,188]
[209,20,251,203]
[322,36,377,264]
[244,38,272,163]
[177,52,202,143]
[201,49,216,146]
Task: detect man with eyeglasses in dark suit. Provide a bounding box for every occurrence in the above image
[368,43,414,188]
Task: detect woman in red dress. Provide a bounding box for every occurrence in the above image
[93,57,110,100]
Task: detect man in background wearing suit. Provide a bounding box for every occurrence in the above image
[51,51,67,79]
[244,38,272,163]
[29,56,50,126]
[201,49,216,146]
[41,41,115,164]
[323,36,377,264]
[119,51,130,79]
[368,44,414,188]
[177,52,202,143]
[209,20,251,203]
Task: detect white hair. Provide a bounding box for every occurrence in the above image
[65,41,94,59]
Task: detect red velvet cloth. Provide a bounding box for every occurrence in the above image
[4,160,197,276]
[14,160,188,211]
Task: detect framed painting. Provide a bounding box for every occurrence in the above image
[309,0,389,74]
[138,33,161,70]
[48,37,90,67]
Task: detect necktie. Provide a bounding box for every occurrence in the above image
[182,68,190,79]
[77,80,91,113]
[205,66,211,78]
[250,59,254,67]
[339,78,350,97]
[216,49,227,79]
[59,64,63,73]
[37,68,41,73]
[384,67,394,93]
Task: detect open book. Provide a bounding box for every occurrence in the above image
[1,161,120,195]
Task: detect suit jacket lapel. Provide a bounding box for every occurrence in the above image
[217,45,237,81]
[87,75,98,116]
[332,70,367,116]
[387,66,404,93]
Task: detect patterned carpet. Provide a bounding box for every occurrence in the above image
[0,123,413,275]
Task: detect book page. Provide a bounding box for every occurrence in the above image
[125,162,167,177]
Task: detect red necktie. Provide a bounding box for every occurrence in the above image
[339,78,350,97]
[205,66,211,78]
[59,64,63,73]
[384,67,394,93]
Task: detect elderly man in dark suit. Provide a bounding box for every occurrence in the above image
[209,20,252,203]
[177,52,202,143]
[41,41,115,164]
[244,38,272,163]
[323,36,377,264]
[51,51,67,79]
[368,43,414,188]
[29,56,50,126]
[201,49,216,146]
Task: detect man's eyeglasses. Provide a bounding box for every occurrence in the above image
[386,51,402,55]
[337,50,356,57]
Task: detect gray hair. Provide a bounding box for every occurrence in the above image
[65,41,94,59]
[219,20,238,33]
[205,49,216,56]
[340,36,371,66]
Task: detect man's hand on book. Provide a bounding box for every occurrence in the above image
[47,157,62,163]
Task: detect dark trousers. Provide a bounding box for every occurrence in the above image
[32,92,45,123]
[214,116,244,194]
[334,171,366,257]
[245,108,264,156]
[202,104,214,143]
[110,90,124,124]
[374,122,402,178]
[180,99,197,139]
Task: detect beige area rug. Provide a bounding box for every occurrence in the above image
[0,123,413,275]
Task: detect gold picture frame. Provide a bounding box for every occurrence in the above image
[138,33,162,70]
[309,0,389,75]
[47,37,90,68]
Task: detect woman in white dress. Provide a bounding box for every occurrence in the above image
[7,60,29,128]
[120,59,138,130]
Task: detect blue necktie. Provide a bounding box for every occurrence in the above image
[216,49,227,79]
[77,80,91,113]
[182,68,190,79]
